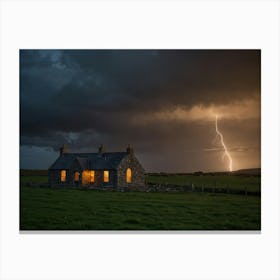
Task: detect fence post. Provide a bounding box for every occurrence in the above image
[192,183,195,192]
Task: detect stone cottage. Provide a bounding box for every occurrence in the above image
[48,144,145,188]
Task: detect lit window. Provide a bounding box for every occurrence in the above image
[90,170,95,183]
[104,170,109,182]
[126,168,132,183]
[74,171,79,181]
[61,170,66,182]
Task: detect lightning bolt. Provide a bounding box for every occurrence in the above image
[215,115,233,172]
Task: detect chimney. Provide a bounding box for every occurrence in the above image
[60,144,68,156]
[126,144,134,155]
[98,144,105,154]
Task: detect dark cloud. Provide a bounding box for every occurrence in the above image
[20,50,261,171]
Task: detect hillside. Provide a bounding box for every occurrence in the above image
[232,168,261,176]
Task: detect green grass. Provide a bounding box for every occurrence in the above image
[146,174,261,192]
[20,175,48,184]
[20,184,261,230]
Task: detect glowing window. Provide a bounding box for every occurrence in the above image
[61,170,66,182]
[104,171,109,182]
[90,170,95,183]
[74,171,79,181]
[126,168,132,183]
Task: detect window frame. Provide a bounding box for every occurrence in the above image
[103,170,109,183]
[74,171,79,182]
[90,170,95,183]
[61,170,66,182]
[126,168,132,183]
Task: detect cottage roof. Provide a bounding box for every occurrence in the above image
[49,152,128,170]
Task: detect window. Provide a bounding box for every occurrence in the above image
[82,170,94,185]
[104,170,109,182]
[126,168,132,183]
[61,170,66,182]
[74,171,79,182]
[90,170,95,183]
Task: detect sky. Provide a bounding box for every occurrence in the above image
[20,50,261,172]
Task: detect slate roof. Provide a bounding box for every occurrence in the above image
[49,152,128,170]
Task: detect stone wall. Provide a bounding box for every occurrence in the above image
[91,170,117,187]
[117,153,145,187]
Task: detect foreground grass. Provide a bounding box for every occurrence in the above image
[20,186,261,230]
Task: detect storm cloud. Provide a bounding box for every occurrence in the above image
[20,50,260,172]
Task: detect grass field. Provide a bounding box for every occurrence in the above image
[20,175,261,230]
[146,174,261,192]
[20,175,48,184]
